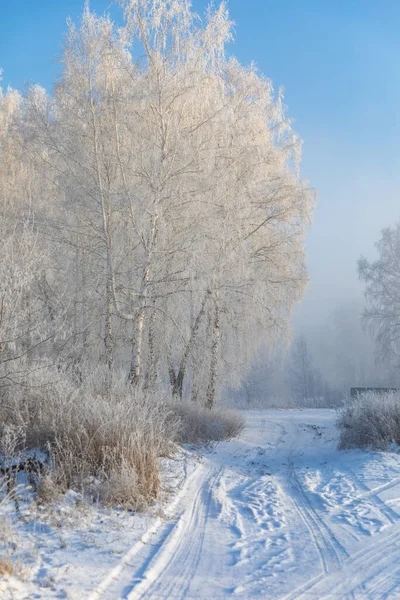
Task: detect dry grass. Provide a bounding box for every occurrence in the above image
[337,391,400,450]
[0,556,14,576]
[0,368,179,509]
[0,367,244,509]
[0,552,26,581]
[36,474,60,505]
[170,402,245,445]
[0,482,20,580]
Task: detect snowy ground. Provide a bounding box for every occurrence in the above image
[3,409,400,599]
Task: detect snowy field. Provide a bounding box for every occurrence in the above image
[4,409,400,599]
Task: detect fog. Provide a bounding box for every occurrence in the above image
[229,1,400,405]
[2,0,400,406]
[297,148,400,325]
[231,122,400,406]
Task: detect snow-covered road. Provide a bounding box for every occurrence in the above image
[95,409,400,600]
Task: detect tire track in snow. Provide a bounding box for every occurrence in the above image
[87,458,202,600]
[285,526,400,599]
[363,563,400,600]
[285,459,351,600]
[363,476,400,499]
[284,464,400,600]
[307,466,399,543]
[126,465,224,600]
[90,413,400,600]
[345,467,399,526]
[288,460,348,571]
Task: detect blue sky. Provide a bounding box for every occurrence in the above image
[1,0,400,325]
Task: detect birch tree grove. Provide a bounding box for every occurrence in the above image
[0,0,313,407]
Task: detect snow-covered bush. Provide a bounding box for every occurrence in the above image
[337,391,400,450]
[0,367,179,509]
[170,402,245,445]
[0,367,244,508]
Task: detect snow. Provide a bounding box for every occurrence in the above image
[3,409,400,598]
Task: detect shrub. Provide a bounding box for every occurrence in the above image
[170,402,245,445]
[0,367,244,509]
[337,391,400,450]
[0,367,179,509]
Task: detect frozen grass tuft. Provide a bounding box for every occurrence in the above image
[0,367,244,508]
[0,481,19,579]
[170,402,245,445]
[0,367,179,509]
[337,391,400,450]
[0,557,13,577]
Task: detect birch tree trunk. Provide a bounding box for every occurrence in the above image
[205,299,220,409]
[88,66,114,374]
[169,291,210,399]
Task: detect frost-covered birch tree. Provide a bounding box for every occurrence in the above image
[0,0,313,407]
[0,79,62,388]
[359,225,400,370]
